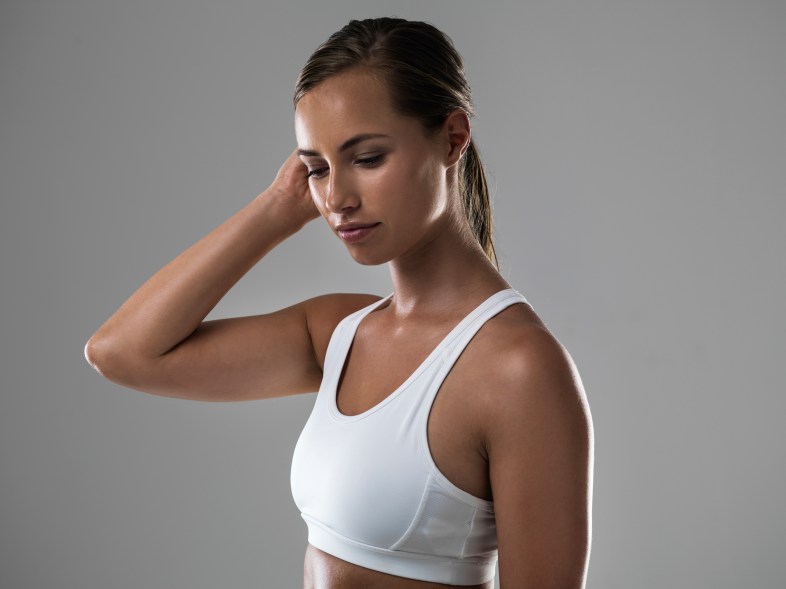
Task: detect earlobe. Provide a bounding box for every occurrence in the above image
[445,109,471,167]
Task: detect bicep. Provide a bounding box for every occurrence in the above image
[485,331,594,589]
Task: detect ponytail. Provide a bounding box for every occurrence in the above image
[461,140,498,269]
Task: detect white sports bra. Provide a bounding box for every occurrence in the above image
[290,288,530,586]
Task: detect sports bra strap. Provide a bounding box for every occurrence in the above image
[435,289,530,383]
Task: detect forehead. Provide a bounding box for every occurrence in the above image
[294,69,412,151]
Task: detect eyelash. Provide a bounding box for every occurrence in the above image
[307,155,385,179]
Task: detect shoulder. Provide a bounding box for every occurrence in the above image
[470,308,593,453]
[301,292,385,370]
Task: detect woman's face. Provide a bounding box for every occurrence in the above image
[294,68,456,266]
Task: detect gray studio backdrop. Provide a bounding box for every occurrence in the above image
[2,1,784,588]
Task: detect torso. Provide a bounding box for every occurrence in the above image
[302,291,546,589]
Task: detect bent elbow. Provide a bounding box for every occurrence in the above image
[85,334,112,376]
[84,335,134,384]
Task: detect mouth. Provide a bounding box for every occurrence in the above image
[336,222,380,244]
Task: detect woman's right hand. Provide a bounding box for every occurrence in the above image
[263,148,321,230]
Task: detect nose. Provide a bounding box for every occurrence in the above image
[324,166,360,213]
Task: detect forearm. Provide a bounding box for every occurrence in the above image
[86,189,303,365]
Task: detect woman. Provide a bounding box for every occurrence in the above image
[85,17,593,589]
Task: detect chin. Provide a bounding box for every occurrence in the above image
[345,247,392,267]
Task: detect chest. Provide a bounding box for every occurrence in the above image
[334,322,493,503]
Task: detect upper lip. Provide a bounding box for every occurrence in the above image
[335,222,379,232]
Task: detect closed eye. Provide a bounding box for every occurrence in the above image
[307,155,385,180]
[356,154,384,167]
[306,167,328,179]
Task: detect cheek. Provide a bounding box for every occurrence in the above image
[367,156,437,206]
[365,169,397,198]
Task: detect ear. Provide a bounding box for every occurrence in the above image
[443,109,471,168]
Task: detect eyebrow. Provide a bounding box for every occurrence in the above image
[297,133,391,157]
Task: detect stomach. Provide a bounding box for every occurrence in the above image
[302,544,494,589]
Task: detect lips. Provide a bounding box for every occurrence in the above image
[336,222,380,244]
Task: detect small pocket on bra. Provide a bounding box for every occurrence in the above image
[390,476,475,557]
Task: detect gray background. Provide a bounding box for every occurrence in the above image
[1,1,784,588]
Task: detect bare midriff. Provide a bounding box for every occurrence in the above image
[302,544,494,589]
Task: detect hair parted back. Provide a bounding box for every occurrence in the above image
[293,17,498,269]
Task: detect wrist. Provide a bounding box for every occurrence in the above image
[254,186,319,234]
[253,188,312,235]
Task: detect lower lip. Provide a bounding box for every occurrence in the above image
[338,224,380,244]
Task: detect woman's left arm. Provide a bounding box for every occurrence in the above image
[484,327,594,589]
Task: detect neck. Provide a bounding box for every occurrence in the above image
[384,215,509,320]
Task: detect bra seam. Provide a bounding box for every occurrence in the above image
[459,507,477,559]
[388,475,432,550]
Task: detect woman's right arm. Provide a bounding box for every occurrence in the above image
[84,149,379,402]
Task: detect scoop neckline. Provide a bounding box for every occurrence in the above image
[328,288,526,422]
